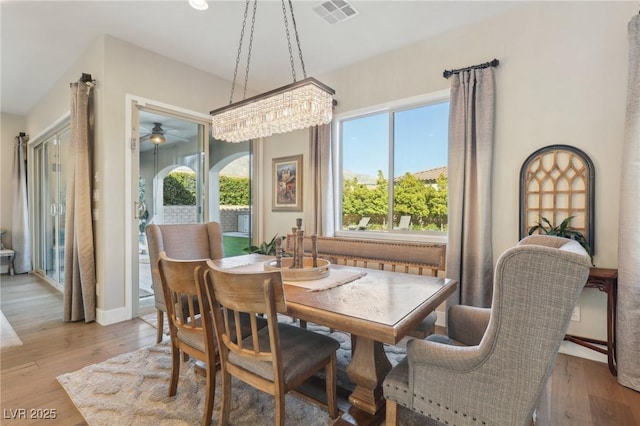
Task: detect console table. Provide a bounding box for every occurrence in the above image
[565,267,617,375]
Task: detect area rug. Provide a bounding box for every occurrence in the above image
[0,310,23,348]
[57,343,335,426]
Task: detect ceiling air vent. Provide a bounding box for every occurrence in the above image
[313,0,359,25]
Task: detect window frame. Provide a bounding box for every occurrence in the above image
[333,89,450,243]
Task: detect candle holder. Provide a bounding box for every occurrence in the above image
[263,219,330,281]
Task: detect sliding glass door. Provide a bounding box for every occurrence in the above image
[33,125,71,289]
[130,100,254,319]
[136,109,206,313]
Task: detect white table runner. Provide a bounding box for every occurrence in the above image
[219,261,367,291]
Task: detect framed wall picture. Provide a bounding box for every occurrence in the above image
[273,155,302,211]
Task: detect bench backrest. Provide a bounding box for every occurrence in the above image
[286,235,446,276]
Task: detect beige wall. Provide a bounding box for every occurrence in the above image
[262,1,635,360]
[259,129,311,241]
[0,113,26,273]
[21,35,234,321]
[3,2,634,361]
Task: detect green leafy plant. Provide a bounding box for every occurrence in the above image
[243,234,280,255]
[528,216,593,264]
[163,171,196,205]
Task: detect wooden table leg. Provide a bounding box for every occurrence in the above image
[345,336,391,415]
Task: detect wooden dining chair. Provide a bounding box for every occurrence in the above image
[200,263,340,426]
[158,252,216,426]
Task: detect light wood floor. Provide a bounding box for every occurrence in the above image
[1,273,639,425]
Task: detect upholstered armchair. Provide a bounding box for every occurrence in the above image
[145,222,224,343]
[383,235,591,426]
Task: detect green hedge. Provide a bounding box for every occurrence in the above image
[164,171,196,205]
[220,176,250,205]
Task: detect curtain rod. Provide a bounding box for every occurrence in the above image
[80,73,95,83]
[443,59,499,79]
[16,132,29,144]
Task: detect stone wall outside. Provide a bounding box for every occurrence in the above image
[163,205,249,233]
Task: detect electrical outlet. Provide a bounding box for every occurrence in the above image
[571,306,581,322]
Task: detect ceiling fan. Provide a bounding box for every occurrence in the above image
[140,122,191,145]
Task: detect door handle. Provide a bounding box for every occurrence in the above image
[134,201,146,219]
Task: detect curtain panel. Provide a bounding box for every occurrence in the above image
[446,68,496,308]
[617,13,640,392]
[306,123,335,236]
[11,134,32,274]
[64,80,97,323]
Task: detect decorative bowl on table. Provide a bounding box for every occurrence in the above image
[263,257,331,281]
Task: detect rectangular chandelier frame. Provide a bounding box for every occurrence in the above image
[210,77,335,143]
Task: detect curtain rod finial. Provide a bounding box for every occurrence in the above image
[81,73,94,83]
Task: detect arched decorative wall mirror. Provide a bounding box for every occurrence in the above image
[519,144,595,253]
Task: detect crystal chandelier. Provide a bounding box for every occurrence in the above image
[210,0,335,143]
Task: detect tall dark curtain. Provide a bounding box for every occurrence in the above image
[11,133,32,274]
[446,67,496,308]
[306,123,334,236]
[617,13,640,392]
[64,79,97,322]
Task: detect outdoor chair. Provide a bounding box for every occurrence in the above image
[202,264,340,426]
[383,235,591,426]
[146,222,224,343]
[348,217,370,230]
[395,215,411,230]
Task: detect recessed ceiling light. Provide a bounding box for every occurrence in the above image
[313,0,359,25]
[189,0,208,11]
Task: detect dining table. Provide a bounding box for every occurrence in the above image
[211,253,458,425]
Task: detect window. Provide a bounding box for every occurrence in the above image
[338,93,449,237]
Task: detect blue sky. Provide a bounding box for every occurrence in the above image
[342,101,449,179]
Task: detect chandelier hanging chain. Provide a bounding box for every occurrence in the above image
[229,0,258,104]
[229,0,250,104]
[231,0,308,102]
[280,0,307,82]
[281,0,297,82]
[242,0,258,100]
[287,0,307,79]
[211,0,336,143]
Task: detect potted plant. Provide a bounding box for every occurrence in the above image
[243,234,280,255]
[528,216,593,264]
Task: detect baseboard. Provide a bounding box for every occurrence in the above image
[559,340,607,363]
[96,306,131,326]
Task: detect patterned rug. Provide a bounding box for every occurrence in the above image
[0,310,22,348]
[57,343,334,425]
[59,316,418,425]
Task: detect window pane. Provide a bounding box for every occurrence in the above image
[342,113,389,231]
[393,102,449,232]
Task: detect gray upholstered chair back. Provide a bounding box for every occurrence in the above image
[384,235,591,426]
[146,222,224,342]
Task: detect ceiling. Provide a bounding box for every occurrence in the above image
[1,1,527,116]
